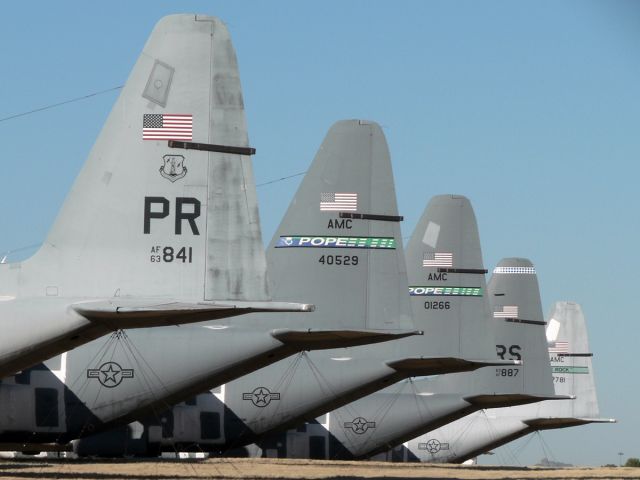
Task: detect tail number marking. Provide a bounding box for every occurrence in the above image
[318,255,359,266]
[424,301,450,310]
[150,246,193,263]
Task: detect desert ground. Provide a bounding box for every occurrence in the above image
[0,458,638,480]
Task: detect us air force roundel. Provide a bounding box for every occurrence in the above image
[242,387,281,407]
[87,362,134,388]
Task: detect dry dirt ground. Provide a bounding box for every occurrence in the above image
[0,458,638,480]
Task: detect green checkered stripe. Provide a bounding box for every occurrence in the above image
[409,286,483,296]
[276,236,396,249]
[552,366,589,374]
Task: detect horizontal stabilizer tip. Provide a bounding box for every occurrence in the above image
[270,329,422,350]
[523,417,617,429]
[73,300,313,328]
[386,357,519,376]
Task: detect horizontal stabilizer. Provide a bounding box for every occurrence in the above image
[73,299,314,328]
[464,393,574,409]
[387,357,519,376]
[270,328,422,349]
[523,417,617,429]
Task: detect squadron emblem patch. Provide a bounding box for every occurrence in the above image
[159,154,187,182]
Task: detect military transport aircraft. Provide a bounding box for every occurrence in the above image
[0,24,427,447]
[68,127,519,457]
[0,14,315,380]
[254,254,569,460]
[402,301,615,463]
[149,211,564,460]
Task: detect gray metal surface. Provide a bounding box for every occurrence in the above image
[0,24,418,447]
[403,299,615,463]
[282,252,560,460]
[252,252,562,460]
[0,14,313,379]
[106,191,517,456]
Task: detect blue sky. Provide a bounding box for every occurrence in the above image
[1,1,638,466]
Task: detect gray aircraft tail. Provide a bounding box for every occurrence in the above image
[368,258,562,459]
[454,302,614,463]
[265,120,415,333]
[403,195,509,368]
[465,258,558,402]
[14,15,308,321]
[523,301,615,426]
[413,258,562,405]
[406,301,613,465]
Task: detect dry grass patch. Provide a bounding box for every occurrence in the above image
[0,457,638,479]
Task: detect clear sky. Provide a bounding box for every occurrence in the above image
[1,0,638,467]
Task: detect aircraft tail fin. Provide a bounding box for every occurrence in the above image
[541,301,614,421]
[484,258,556,396]
[22,14,270,303]
[422,257,557,397]
[266,120,414,331]
[405,195,495,359]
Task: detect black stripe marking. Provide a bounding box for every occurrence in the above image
[437,268,488,274]
[339,212,403,222]
[504,318,546,326]
[169,140,256,155]
[557,353,593,357]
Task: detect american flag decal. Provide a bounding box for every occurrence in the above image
[143,114,193,140]
[320,192,358,211]
[548,341,569,353]
[423,252,453,267]
[493,305,518,318]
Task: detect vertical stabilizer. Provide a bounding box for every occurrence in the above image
[405,195,493,359]
[19,14,268,301]
[426,257,556,398]
[266,120,413,330]
[483,259,555,396]
[544,301,601,418]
